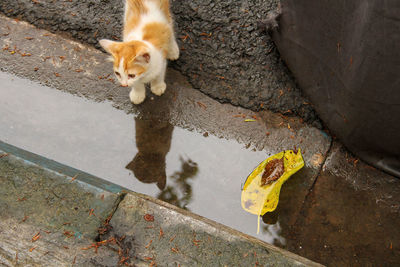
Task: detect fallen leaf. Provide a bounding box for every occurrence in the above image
[241,149,304,234]
[118,256,129,265]
[70,174,78,181]
[32,232,41,242]
[64,231,74,238]
[144,214,154,222]
[311,153,324,168]
[145,240,153,249]
[89,209,96,217]
[197,102,207,110]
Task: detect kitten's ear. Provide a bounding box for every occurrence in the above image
[99,39,118,55]
[135,50,151,64]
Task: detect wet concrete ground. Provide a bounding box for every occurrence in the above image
[1,15,400,266]
[0,0,320,124]
[279,143,400,266]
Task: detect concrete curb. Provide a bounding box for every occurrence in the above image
[0,144,124,266]
[0,141,323,266]
[0,140,126,194]
[112,193,324,266]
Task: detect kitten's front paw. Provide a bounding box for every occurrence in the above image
[129,89,146,104]
[167,42,180,61]
[151,82,166,96]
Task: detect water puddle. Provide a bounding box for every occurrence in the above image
[0,71,284,244]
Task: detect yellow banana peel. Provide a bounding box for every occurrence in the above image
[241,149,304,233]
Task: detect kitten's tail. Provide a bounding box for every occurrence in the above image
[126,0,147,13]
[126,0,171,20]
[159,0,172,21]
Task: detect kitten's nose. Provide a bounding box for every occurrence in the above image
[121,84,128,87]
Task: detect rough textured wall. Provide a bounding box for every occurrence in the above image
[0,0,320,126]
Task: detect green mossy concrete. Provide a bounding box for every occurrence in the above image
[0,151,121,240]
[104,193,323,266]
[0,149,126,266]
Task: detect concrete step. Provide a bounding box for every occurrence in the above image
[0,142,323,266]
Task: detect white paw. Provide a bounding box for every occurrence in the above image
[129,89,145,104]
[151,82,166,96]
[167,42,180,60]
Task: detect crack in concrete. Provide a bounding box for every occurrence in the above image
[94,192,141,266]
[95,192,127,242]
[294,140,334,226]
[49,189,62,199]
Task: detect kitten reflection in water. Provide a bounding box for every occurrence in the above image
[126,118,173,190]
[126,117,199,209]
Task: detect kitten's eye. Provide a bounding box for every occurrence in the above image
[115,71,121,77]
[128,74,135,79]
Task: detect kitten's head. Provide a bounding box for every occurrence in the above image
[99,39,151,87]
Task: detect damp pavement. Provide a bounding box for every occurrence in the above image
[0,15,399,266]
[0,0,321,125]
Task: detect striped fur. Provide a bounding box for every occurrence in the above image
[99,0,179,104]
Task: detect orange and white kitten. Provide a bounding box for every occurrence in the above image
[99,0,179,104]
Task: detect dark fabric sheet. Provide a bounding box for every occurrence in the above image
[273,0,400,177]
